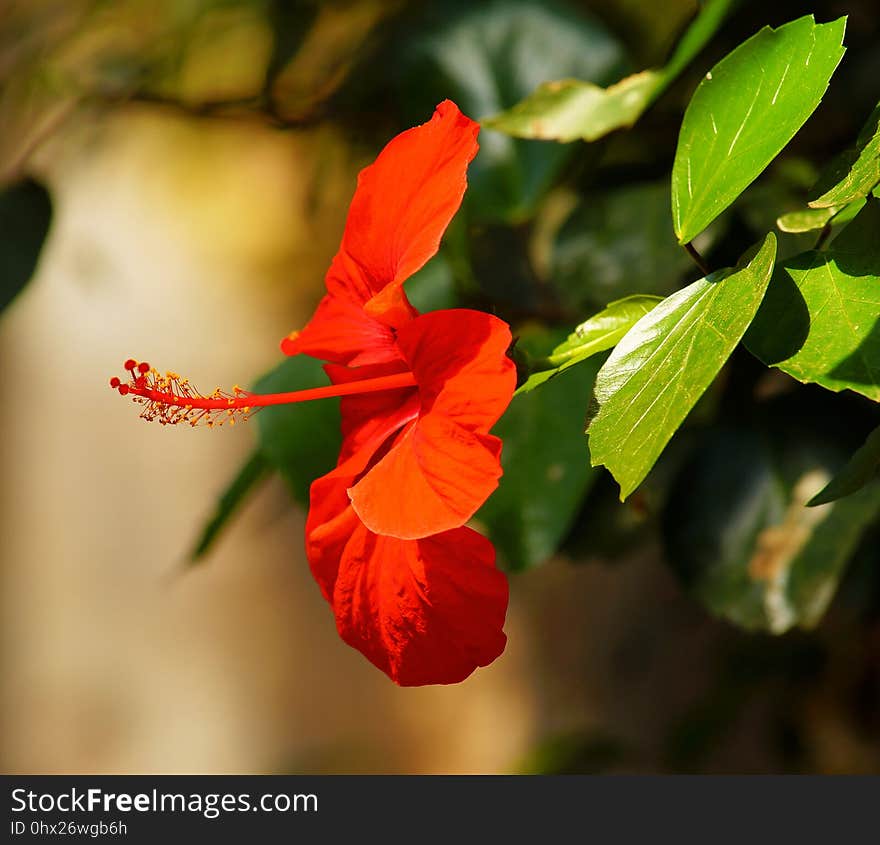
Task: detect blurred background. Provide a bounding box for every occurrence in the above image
[1,0,879,774]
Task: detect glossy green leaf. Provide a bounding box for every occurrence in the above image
[483,0,732,143]
[776,206,839,233]
[825,196,866,227]
[552,181,708,310]
[399,0,627,222]
[478,342,601,571]
[588,233,777,500]
[519,295,660,393]
[809,101,880,208]
[254,355,341,505]
[189,450,270,562]
[672,15,846,244]
[0,179,52,313]
[745,199,880,402]
[664,426,880,632]
[808,424,880,506]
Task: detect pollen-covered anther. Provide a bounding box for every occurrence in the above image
[108,359,256,428]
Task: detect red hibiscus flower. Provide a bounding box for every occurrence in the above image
[306,307,514,684]
[286,100,516,684]
[110,101,516,685]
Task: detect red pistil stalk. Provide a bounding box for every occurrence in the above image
[109,359,416,428]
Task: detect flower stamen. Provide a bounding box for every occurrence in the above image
[110,359,417,428]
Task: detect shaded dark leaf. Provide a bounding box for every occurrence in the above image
[664,425,880,633]
[552,181,701,311]
[809,424,880,506]
[478,330,601,570]
[254,355,341,506]
[0,178,52,313]
[189,450,270,562]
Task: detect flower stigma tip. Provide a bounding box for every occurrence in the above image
[109,359,254,428]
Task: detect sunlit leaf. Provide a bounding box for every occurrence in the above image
[483,71,662,143]
[809,101,880,208]
[484,0,732,142]
[399,0,627,222]
[745,199,880,402]
[776,206,839,233]
[478,333,601,571]
[0,178,52,314]
[588,234,777,500]
[809,424,880,506]
[672,15,846,244]
[774,195,865,243]
[254,355,341,505]
[518,295,660,394]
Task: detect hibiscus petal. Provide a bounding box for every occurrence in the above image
[305,452,370,602]
[281,293,402,367]
[397,309,516,432]
[325,100,479,315]
[344,309,515,539]
[349,414,503,539]
[306,478,361,602]
[333,522,508,685]
[324,362,419,463]
[305,375,420,598]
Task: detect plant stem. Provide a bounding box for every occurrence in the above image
[683,241,710,275]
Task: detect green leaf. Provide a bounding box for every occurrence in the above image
[478,336,601,571]
[519,295,660,393]
[664,426,880,632]
[808,424,880,506]
[189,450,270,562]
[399,0,627,222]
[552,181,708,310]
[782,483,880,628]
[0,179,52,313]
[588,233,777,500]
[254,355,341,505]
[809,101,880,208]
[483,71,662,143]
[672,15,846,244]
[776,205,839,233]
[776,195,864,238]
[660,0,735,82]
[483,0,732,143]
[745,199,880,402]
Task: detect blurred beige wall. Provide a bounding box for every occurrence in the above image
[0,106,536,774]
